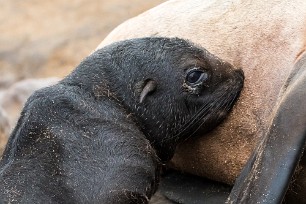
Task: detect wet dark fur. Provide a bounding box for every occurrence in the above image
[0,37,244,203]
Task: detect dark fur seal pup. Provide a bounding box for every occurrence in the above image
[0,37,243,203]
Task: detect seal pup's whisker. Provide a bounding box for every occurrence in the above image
[168,86,231,141]
[183,91,240,142]
[174,82,242,143]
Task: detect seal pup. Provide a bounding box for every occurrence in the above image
[0,37,244,203]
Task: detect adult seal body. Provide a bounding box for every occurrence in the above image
[0,37,243,203]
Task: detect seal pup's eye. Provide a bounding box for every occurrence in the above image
[186,69,209,85]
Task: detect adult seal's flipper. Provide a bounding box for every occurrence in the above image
[150,171,231,204]
[228,53,306,204]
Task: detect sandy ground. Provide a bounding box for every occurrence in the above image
[0,0,166,85]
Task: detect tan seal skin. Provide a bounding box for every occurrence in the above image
[96,0,306,185]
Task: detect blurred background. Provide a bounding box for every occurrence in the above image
[0,0,165,85]
[0,0,166,154]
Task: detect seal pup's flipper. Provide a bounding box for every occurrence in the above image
[227,53,306,204]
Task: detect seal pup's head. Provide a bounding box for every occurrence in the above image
[66,37,244,161]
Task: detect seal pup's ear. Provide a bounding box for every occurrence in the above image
[139,79,157,103]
